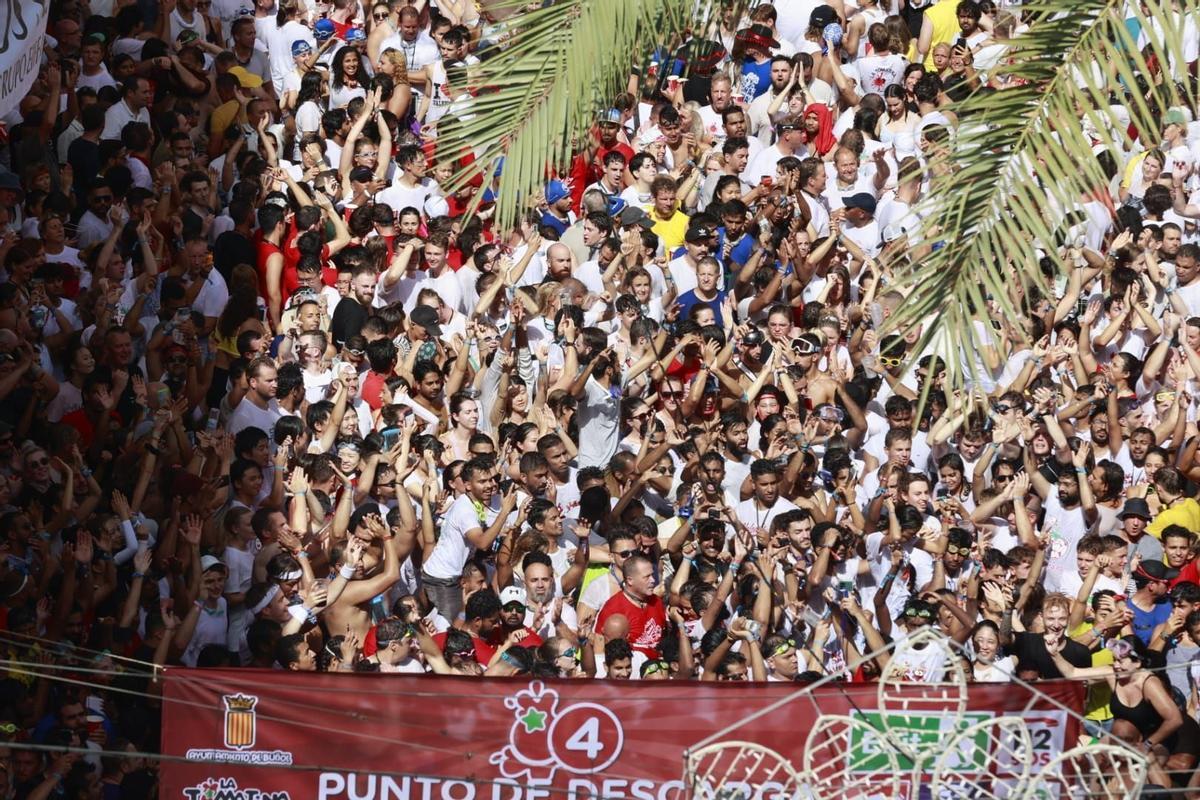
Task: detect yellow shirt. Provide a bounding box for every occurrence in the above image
[922,0,962,70]
[210,99,240,138]
[646,207,690,253]
[1069,622,1113,722]
[1147,497,1200,540]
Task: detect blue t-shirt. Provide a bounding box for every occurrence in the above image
[739,59,773,100]
[677,289,727,322]
[1126,597,1171,646]
[540,211,569,237]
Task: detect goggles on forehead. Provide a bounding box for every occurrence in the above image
[642,660,670,676]
[770,640,796,658]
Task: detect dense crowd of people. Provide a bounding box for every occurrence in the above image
[2,0,1200,795]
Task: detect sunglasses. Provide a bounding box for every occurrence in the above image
[1156,392,1177,402]
[1106,639,1134,659]
[770,640,795,658]
[373,13,388,19]
[992,403,1015,414]
[615,548,638,559]
[878,356,903,368]
[167,356,188,364]
[558,647,578,660]
[994,474,1014,482]
[642,660,670,676]
[946,545,971,556]
[28,458,49,468]
[347,349,364,357]
[904,607,933,619]
[661,390,683,398]
[502,602,526,613]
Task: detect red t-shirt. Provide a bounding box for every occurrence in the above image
[360,370,387,410]
[60,409,121,449]
[568,136,635,212]
[486,626,544,650]
[256,239,284,306]
[432,631,495,665]
[1171,558,1199,588]
[596,591,666,658]
[283,225,330,299]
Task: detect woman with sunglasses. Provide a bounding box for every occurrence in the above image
[538,636,584,678]
[1049,634,1200,790]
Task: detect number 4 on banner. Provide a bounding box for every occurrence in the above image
[565,717,603,760]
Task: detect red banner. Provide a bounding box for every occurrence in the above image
[159,669,1084,800]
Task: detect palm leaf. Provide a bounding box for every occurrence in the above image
[887,0,1199,394]
[432,0,698,230]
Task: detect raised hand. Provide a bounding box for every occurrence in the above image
[133,546,152,575]
[180,515,203,546]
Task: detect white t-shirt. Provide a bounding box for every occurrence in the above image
[227,397,283,439]
[423,494,485,580]
[734,496,800,535]
[1042,489,1094,594]
[576,376,621,469]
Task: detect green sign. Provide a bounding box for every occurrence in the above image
[846,711,992,772]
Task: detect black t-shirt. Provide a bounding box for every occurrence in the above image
[330,297,368,349]
[1010,631,1092,679]
[213,230,257,282]
[67,136,100,198]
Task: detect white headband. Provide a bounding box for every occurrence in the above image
[250,584,281,616]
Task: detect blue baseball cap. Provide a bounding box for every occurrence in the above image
[291,39,313,57]
[313,19,335,40]
[545,180,569,204]
[345,26,366,42]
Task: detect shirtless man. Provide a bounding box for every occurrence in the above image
[325,503,414,641]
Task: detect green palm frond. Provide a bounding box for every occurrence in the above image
[888,0,1199,391]
[432,0,696,230]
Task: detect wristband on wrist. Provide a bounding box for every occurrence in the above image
[132,572,145,579]
[287,604,309,622]
[339,564,355,580]
[296,550,309,559]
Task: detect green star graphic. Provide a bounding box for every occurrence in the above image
[519,708,547,733]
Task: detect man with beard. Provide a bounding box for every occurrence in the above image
[517,451,553,503]
[331,262,377,348]
[749,58,792,140]
[538,433,580,520]
[717,412,754,500]
[1028,442,1099,593]
[565,345,622,470]
[228,357,284,439]
[522,554,579,640]
[491,585,543,647]
[695,450,742,510]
